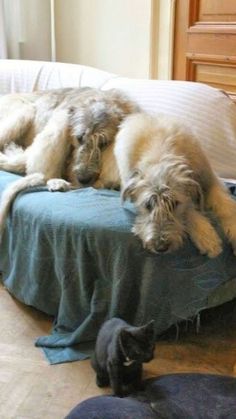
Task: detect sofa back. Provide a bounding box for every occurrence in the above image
[0,59,116,93]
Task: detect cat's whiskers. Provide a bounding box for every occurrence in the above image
[118,334,135,366]
[123,359,135,367]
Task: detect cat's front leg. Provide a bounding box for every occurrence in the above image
[91,354,110,388]
[123,363,144,394]
[131,364,144,392]
[107,360,124,397]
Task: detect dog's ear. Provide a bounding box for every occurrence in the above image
[69,106,88,139]
[195,183,204,210]
[109,104,126,123]
[187,180,204,210]
[91,103,110,124]
[121,169,143,202]
[91,103,125,134]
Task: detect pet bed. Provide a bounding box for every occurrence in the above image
[65,373,236,419]
[1,171,236,364]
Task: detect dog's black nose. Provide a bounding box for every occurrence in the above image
[78,175,94,185]
[156,243,169,253]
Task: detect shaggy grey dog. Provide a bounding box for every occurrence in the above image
[114,112,236,258]
[0,87,138,234]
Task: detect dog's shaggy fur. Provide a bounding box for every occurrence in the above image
[0,87,138,234]
[114,112,236,258]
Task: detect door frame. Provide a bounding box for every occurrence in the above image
[149,0,176,80]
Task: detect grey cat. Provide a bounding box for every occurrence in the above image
[91,317,155,397]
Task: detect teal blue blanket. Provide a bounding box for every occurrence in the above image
[0,171,236,364]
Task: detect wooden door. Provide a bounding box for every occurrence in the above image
[173,0,236,100]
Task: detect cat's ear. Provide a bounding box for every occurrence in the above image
[120,328,133,347]
[143,320,155,338]
[120,328,131,341]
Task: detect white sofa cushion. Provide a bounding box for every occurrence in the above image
[102,78,236,180]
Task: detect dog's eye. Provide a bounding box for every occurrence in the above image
[77,135,84,145]
[145,194,157,211]
[145,201,153,211]
[173,200,180,209]
[98,136,108,150]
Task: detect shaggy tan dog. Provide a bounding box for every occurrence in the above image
[0,87,138,234]
[114,112,236,258]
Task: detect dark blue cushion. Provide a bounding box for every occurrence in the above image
[66,373,236,419]
[66,396,156,419]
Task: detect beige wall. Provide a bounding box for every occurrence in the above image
[55,0,152,78]
[3,0,174,79]
[54,0,174,79]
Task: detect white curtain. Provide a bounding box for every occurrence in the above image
[3,0,52,61]
[0,0,7,58]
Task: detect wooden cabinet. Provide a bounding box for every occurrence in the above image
[173,0,236,100]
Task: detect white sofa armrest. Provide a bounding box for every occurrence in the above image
[0,59,117,94]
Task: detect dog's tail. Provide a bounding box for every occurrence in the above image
[0,173,46,237]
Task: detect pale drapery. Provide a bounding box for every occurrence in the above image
[2,0,52,61]
[0,0,7,58]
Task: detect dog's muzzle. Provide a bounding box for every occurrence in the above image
[155,243,170,253]
[76,144,102,185]
[77,169,100,185]
[144,238,172,254]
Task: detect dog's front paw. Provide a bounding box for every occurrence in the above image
[92,179,105,189]
[47,178,71,192]
[206,242,223,258]
[187,211,223,258]
[229,239,236,257]
[222,223,236,256]
[0,152,7,166]
[197,235,222,258]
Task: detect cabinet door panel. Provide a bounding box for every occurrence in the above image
[173,0,236,101]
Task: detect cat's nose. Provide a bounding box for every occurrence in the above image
[143,353,154,362]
